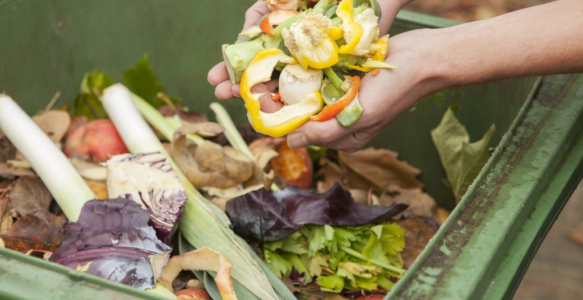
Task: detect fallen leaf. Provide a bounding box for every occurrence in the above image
[158,103,208,124]
[158,247,238,300]
[10,176,53,216]
[0,163,35,180]
[244,137,280,188]
[84,179,108,199]
[395,217,436,268]
[348,189,379,206]
[171,123,254,189]
[339,148,424,195]
[0,134,16,163]
[0,208,18,234]
[0,210,67,252]
[431,108,495,203]
[316,158,346,193]
[379,184,438,220]
[70,157,107,181]
[212,123,266,147]
[203,184,264,211]
[32,110,71,143]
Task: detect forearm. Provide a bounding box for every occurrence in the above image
[424,0,583,90]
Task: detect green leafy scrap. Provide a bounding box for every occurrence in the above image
[121,54,179,108]
[261,222,406,293]
[71,70,115,120]
[431,107,496,203]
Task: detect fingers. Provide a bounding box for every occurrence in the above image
[215,81,237,100]
[243,1,271,30]
[208,62,230,86]
[287,118,354,149]
[251,81,282,113]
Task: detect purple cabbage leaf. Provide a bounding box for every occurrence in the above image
[50,198,172,290]
[225,183,408,243]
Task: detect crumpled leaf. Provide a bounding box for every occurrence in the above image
[0,162,35,180]
[226,188,298,242]
[395,217,436,268]
[50,198,172,290]
[431,107,495,203]
[316,158,345,193]
[159,247,238,300]
[225,183,408,243]
[379,184,438,219]
[171,123,254,189]
[70,157,107,181]
[245,137,280,188]
[122,54,180,108]
[348,189,378,206]
[10,176,53,216]
[158,104,208,125]
[0,208,18,235]
[339,148,424,195]
[0,210,67,252]
[32,110,71,143]
[0,132,16,163]
[203,184,263,211]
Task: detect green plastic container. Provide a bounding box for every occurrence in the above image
[1,1,582,299]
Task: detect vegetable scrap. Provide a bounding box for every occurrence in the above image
[224,0,398,137]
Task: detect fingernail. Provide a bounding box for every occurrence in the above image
[287,133,308,149]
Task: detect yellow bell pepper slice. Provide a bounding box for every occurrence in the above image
[337,0,364,54]
[240,49,324,137]
[328,27,344,40]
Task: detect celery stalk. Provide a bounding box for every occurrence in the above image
[321,69,364,127]
[102,84,293,300]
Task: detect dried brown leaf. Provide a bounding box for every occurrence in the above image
[379,184,438,219]
[0,209,18,234]
[32,110,71,143]
[339,148,424,195]
[0,134,16,163]
[158,104,208,124]
[203,184,263,211]
[0,162,36,180]
[172,125,254,189]
[396,217,436,268]
[11,176,53,216]
[348,189,379,206]
[0,210,66,252]
[317,157,346,193]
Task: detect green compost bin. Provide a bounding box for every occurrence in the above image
[1,1,583,299]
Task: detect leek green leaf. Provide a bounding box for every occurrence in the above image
[431,107,496,203]
[71,70,115,120]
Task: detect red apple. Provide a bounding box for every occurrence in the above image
[64,119,129,162]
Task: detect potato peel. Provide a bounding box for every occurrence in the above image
[158,247,238,300]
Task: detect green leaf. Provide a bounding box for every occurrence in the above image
[71,70,115,120]
[122,54,178,108]
[317,274,345,293]
[280,233,307,255]
[263,249,293,278]
[378,224,406,256]
[431,107,496,203]
[376,275,394,291]
[307,225,334,256]
[362,232,382,260]
[300,253,329,277]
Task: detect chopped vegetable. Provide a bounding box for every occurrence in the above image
[240,49,324,137]
[336,0,364,54]
[0,95,93,221]
[105,152,188,244]
[311,75,360,122]
[260,10,301,36]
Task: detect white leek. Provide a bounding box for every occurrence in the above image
[0,95,93,221]
[101,84,282,300]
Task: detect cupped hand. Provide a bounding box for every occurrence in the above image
[287,29,440,152]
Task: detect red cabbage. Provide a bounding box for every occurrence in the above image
[50,198,171,290]
[225,183,408,243]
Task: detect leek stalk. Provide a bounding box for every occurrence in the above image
[102,84,291,300]
[0,95,93,221]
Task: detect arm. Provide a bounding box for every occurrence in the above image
[288,0,583,151]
